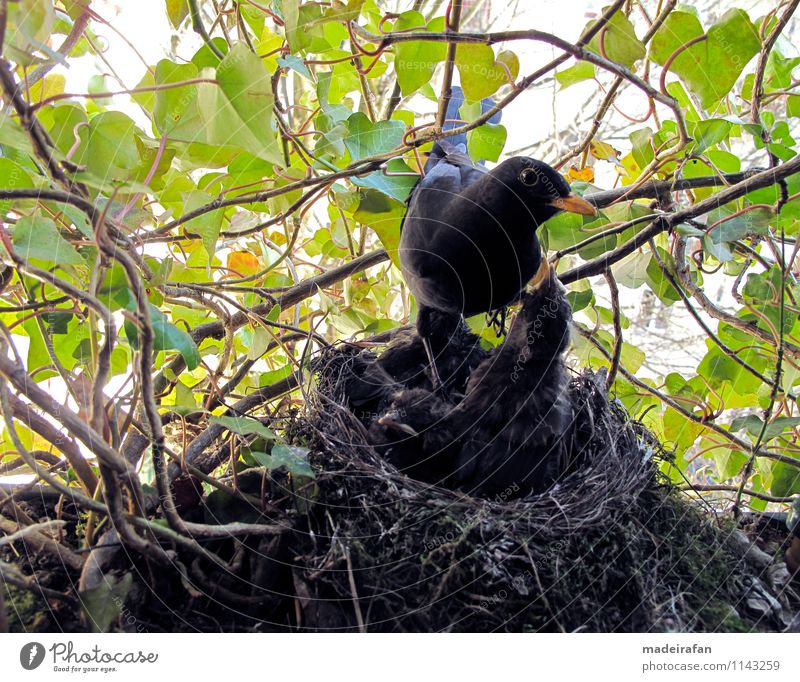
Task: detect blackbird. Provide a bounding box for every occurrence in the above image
[367,263,574,498]
[368,387,456,484]
[447,264,574,497]
[399,87,596,386]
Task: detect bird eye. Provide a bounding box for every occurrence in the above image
[519,167,539,186]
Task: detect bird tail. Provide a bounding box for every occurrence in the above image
[425,86,502,172]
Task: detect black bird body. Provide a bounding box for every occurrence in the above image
[448,266,573,497]
[367,265,574,498]
[399,87,594,385]
[368,387,456,484]
[401,154,570,317]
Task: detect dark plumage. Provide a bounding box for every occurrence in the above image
[377,314,489,395]
[368,387,456,484]
[448,265,573,497]
[399,86,595,386]
[367,265,574,499]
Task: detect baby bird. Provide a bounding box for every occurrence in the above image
[368,387,457,485]
[448,262,573,498]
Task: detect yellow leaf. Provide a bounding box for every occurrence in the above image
[589,139,622,164]
[566,165,595,183]
[29,74,66,104]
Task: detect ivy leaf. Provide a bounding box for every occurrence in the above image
[182,190,223,259]
[456,43,509,101]
[209,415,277,441]
[251,443,315,479]
[771,460,800,498]
[467,122,507,162]
[690,119,733,154]
[731,415,800,442]
[72,111,141,184]
[153,59,201,136]
[123,299,201,370]
[350,158,418,202]
[556,61,595,89]
[213,43,282,164]
[394,12,447,95]
[0,158,34,216]
[344,112,405,160]
[166,0,189,28]
[651,9,760,109]
[277,54,313,80]
[12,215,84,266]
[281,0,301,52]
[80,572,133,634]
[354,190,405,267]
[587,10,645,68]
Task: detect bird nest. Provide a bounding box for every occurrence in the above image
[287,340,797,632]
[5,294,797,633]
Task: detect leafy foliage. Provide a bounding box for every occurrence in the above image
[0,0,798,545]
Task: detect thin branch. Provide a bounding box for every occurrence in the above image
[436,0,463,132]
[604,269,622,388]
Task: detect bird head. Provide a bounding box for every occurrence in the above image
[495,157,597,225]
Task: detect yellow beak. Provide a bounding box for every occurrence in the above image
[548,193,597,216]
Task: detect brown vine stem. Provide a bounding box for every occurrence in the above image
[436,0,463,133]
[604,269,622,388]
[26,10,91,87]
[751,0,800,126]
[555,0,677,169]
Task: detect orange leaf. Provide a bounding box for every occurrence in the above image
[566,165,595,183]
[227,250,260,277]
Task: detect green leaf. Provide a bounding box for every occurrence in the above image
[467,122,507,163]
[651,9,760,109]
[712,446,747,481]
[181,190,223,259]
[394,13,447,95]
[690,119,732,154]
[123,300,201,370]
[209,415,277,441]
[281,0,301,52]
[252,443,315,479]
[587,9,645,68]
[556,61,595,88]
[213,43,282,164]
[344,112,405,159]
[0,158,34,216]
[166,0,190,28]
[73,111,140,183]
[350,158,417,202]
[566,288,594,312]
[12,215,84,266]
[354,190,405,267]
[731,415,800,442]
[153,59,201,135]
[80,572,133,634]
[770,461,800,498]
[456,43,509,101]
[277,54,313,80]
